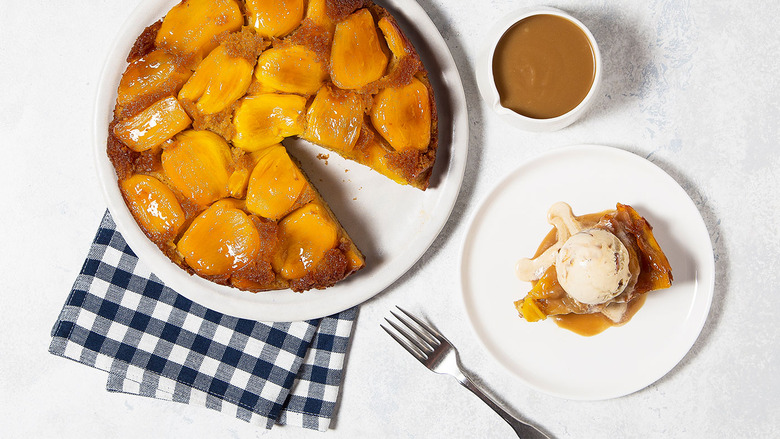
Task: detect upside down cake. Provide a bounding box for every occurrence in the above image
[106,0,439,292]
[514,202,673,336]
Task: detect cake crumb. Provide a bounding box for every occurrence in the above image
[316,153,329,165]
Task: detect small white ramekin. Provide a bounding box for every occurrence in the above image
[476,7,602,132]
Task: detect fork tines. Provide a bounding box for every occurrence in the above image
[381,307,441,362]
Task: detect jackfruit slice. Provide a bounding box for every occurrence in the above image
[154,0,243,59]
[377,16,408,59]
[161,130,232,206]
[116,49,191,117]
[356,131,408,185]
[227,150,264,199]
[371,77,432,151]
[178,45,254,115]
[246,0,304,38]
[330,9,388,89]
[273,203,339,280]
[177,200,261,277]
[301,85,363,152]
[113,96,192,152]
[232,94,307,152]
[305,0,335,33]
[518,297,547,322]
[254,45,327,95]
[120,174,185,241]
[245,146,308,220]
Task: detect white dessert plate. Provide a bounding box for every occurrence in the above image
[459,145,714,400]
[93,0,468,322]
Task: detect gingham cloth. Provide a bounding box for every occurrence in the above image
[49,210,357,431]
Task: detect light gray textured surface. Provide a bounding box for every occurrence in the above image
[1,0,778,437]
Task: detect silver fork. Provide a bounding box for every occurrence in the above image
[382,307,551,439]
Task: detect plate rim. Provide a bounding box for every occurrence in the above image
[458,144,715,400]
[92,0,469,322]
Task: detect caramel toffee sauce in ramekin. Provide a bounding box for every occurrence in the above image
[492,14,595,119]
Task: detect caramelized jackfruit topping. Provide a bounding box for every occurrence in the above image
[617,203,674,292]
[161,130,232,206]
[227,150,264,199]
[273,203,339,279]
[178,45,254,115]
[155,0,243,58]
[330,9,389,89]
[113,96,192,152]
[232,94,307,151]
[246,81,278,96]
[519,298,547,322]
[371,77,431,151]
[120,174,185,240]
[177,200,260,277]
[305,0,335,33]
[356,131,407,184]
[246,0,304,38]
[254,45,327,95]
[212,197,247,211]
[302,85,363,151]
[514,265,559,322]
[245,146,308,220]
[345,248,365,272]
[116,50,191,116]
[377,17,407,59]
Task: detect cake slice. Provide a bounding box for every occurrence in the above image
[292,2,438,189]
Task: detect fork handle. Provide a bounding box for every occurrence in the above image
[456,373,549,438]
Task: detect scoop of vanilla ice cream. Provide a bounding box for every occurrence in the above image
[555,228,631,305]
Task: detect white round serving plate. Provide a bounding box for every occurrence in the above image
[94,0,468,322]
[460,145,714,400]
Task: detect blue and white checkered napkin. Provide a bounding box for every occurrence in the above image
[49,210,357,431]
